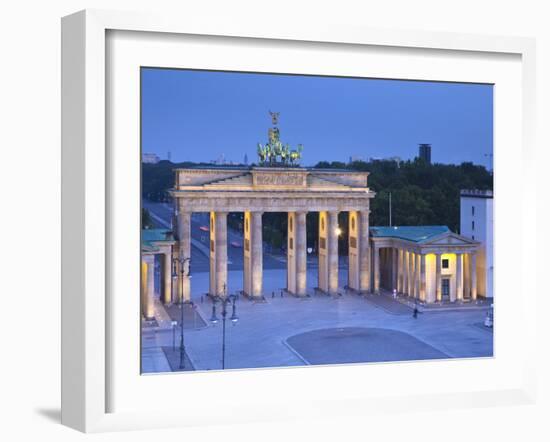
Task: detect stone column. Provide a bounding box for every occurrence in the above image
[244,211,263,298]
[359,210,371,292]
[295,211,307,296]
[402,250,408,295]
[141,258,147,319]
[456,252,463,301]
[435,253,442,302]
[348,211,359,291]
[287,212,297,294]
[327,211,339,294]
[414,253,421,298]
[214,212,228,297]
[171,243,179,302]
[318,212,328,292]
[419,254,427,301]
[470,252,478,300]
[392,248,399,291]
[243,212,252,296]
[408,251,414,297]
[162,251,172,304]
[463,253,471,299]
[209,213,215,296]
[142,254,155,320]
[373,246,380,294]
[251,211,263,298]
[176,208,191,302]
[396,248,403,293]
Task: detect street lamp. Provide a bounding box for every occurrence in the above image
[209,283,239,370]
[172,256,191,369]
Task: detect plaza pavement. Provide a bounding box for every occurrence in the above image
[141,267,494,373]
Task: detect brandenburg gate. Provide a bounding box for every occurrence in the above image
[170,166,375,300]
[141,113,482,321]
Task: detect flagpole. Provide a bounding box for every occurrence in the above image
[389,192,392,227]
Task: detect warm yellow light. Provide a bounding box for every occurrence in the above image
[335,227,342,236]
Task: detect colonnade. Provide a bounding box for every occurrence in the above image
[174,208,372,300]
[374,246,478,302]
[140,249,173,321]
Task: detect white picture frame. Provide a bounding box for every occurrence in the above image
[61,9,537,433]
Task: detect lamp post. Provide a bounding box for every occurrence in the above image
[172,256,191,369]
[209,284,239,370]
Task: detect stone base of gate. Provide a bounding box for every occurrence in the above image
[343,285,371,296]
[283,288,312,299]
[241,291,267,302]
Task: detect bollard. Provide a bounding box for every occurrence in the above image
[280,290,283,298]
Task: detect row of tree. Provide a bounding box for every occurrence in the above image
[142,159,493,249]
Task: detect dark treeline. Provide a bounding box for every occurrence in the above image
[142,159,492,251]
[142,160,212,202]
[317,159,493,233]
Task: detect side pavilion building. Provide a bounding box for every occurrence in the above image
[140,229,175,321]
[371,225,480,303]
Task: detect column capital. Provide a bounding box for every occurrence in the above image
[143,253,155,264]
[176,199,191,211]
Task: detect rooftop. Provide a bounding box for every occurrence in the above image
[370,225,450,243]
[141,228,174,251]
[460,189,493,198]
[174,165,365,173]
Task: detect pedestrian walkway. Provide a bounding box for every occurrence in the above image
[386,290,493,312]
[142,268,493,373]
[363,292,414,315]
[161,347,195,371]
[164,302,208,330]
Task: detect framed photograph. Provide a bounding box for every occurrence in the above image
[61,9,537,432]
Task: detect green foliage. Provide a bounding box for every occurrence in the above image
[315,159,492,232]
[141,159,492,246]
[142,208,154,230]
[141,160,217,202]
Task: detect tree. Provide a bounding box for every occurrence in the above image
[142,208,154,229]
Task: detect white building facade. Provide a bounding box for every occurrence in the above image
[460,189,493,298]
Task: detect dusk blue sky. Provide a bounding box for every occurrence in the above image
[141,68,493,168]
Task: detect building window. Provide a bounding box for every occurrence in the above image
[442,258,449,269]
[472,206,475,216]
[471,220,475,230]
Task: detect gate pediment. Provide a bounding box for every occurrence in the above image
[423,232,478,246]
